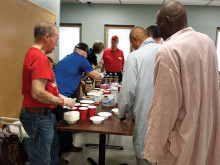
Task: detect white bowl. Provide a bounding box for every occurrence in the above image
[80,104,90,107]
[65,119,78,124]
[64,116,79,121]
[64,111,80,121]
[87,92,102,101]
[90,116,105,124]
[98,112,112,119]
[81,96,95,100]
[80,100,94,104]
[75,103,80,107]
[68,107,78,111]
[112,108,118,115]
[63,106,73,109]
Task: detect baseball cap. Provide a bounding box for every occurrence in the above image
[75,43,89,52]
[111,35,119,41]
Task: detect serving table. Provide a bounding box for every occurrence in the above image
[55,104,135,165]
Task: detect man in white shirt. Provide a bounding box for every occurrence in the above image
[118,26,160,165]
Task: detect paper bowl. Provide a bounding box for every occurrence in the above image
[112,108,118,115]
[80,104,90,107]
[63,106,73,109]
[64,111,80,121]
[80,100,94,104]
[98,112,112,119]
[81,96,95,100]
[87,92,102,101]
[75,103,80,107]
[65,119,78,124]
[90,116,105,124]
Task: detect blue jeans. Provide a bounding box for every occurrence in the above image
[19,110,59,165]
[52,105,73,155]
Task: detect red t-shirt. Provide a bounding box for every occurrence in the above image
[102,47,124,72]
[22,47,59,108]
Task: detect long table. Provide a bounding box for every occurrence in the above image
[55,104,135,165]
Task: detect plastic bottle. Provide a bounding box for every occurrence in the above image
[109,73,113,84]
[113,73,119,83]
[85,77,93,93]
[103,74,109,84]
[95,78,101,88]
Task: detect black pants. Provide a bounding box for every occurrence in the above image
[52,105,73,156]
[106,71,123,83]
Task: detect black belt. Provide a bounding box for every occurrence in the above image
[22,107,52,113]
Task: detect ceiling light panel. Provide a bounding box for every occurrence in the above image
[61,0,81,3]
[164,0,208,5]
[121,0,163,5]
[209,1,220,6]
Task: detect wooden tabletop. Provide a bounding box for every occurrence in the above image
[55,104,135,136]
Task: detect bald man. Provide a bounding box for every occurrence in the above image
[118,26,160,165]
[144,1,220,165]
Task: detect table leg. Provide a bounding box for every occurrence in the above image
[85,144,123,150]
[85,134,124,150]
[87,134,106,165]
[87,157,98,165]
[99,134,106,165]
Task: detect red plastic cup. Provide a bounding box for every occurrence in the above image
[88,106,97,117]
[79,107,88,120]
[103,90,111,95]
[100,84,106,90]
[81,104,89,107]
[75,103,80,109]
[105,84,109,89]
[118,86,121,93]
[69,107,78,111]
[115,103,118,108]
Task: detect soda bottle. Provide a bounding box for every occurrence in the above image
[109,73,113,84]
[85,77,92,93]
[113,73,119,83]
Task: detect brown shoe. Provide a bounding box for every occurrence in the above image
[68,145,83,152]
[59,157,68,165]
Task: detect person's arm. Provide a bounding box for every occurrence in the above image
[31,78,75,108]
[101,52,105,72]
[87,70,104,80]
[95,59,103,69]
[59,93,68,99]
[121,50,125,70]
[144,52,182,163]
[101,63,105,72]
[80,57,104,80]
[118,53,137,119]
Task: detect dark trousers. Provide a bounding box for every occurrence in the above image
[106,71,123,83]
[52,105,73,156]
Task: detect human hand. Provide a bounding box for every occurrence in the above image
[64,98,76,108]
[92,64,96,69]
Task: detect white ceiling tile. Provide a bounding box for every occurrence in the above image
[60,0,220,6]
[121,0,163,5]
[177,0,209,5]
[61,0,81,3]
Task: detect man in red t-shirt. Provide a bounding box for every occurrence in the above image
[19,22,75,165]
[102,35,124,82]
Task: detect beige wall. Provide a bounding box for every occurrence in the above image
[0,0,56,118]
